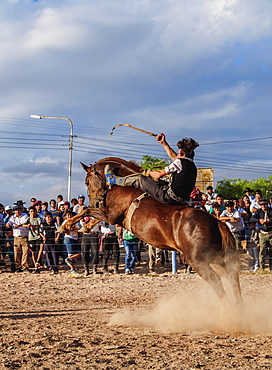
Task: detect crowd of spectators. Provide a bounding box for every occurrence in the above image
[189,186,272,272]
[0,186,271,276]
[0,194,147,276]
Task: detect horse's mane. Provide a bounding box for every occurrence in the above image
[96,157,143,173]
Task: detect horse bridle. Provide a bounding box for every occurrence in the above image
[86,164,108,208]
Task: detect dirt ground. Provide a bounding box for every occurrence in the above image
[0,250,272,370]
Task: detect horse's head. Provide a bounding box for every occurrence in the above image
[81,162,107,208]
[81,157,143,208]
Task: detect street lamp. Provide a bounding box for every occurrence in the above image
[30,114,74,201]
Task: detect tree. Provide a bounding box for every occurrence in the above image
[216,177,272,199]
[140,155,169,170]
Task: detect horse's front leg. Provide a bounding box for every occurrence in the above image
[58,212,84,233]
[58,206,109,233]
[78,219,100,233]
[58,207,92,233]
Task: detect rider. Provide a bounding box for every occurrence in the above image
[104,133,199,205]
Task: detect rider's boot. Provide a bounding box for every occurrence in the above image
[104,165,126,187]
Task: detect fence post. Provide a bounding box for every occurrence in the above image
[172,251,177,274]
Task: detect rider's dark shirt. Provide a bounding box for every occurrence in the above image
[169,158,197,201]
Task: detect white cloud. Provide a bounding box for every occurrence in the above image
[0,0,271,203]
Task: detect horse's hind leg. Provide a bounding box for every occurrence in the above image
[223,259,242,305]
[210,256,243,305]
[192,261,228,304]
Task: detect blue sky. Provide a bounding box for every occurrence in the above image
[0,0,272,206]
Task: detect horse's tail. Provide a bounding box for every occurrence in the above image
[218,221,236,254]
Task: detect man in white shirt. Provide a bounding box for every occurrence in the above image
[220,200,244,250]
[6,206,29,272]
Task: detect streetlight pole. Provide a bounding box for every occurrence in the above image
[30,114,73,201]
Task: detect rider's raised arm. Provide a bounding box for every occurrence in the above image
[156,133,177,161]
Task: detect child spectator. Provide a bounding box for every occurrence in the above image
[49,199,61,226]
[41,202,48,218]
[211,202,221,219]
[57,194,64,207]
[70,198,78,209]
[58,203,65,222]
[41,212,59,275]
[57,211,81,276]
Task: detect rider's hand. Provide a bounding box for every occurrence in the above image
[156,133,166,144]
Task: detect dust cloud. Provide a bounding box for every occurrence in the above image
[109,287,272,334]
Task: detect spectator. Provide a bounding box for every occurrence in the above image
[244,187,255,203]
[220,200,244,250]
[241,197,252,237]
[100,222,119,274]
[6,206,29,272]
[33,200,44,220]
[73,195,86,214]
[63,201,72,212]
[4,227,16,272]
[41,212,59,275]
[70,198,78,209]
[30,198,37,207]
[57,194,63,207]
[41,201,48,218]
[57,210,81,275]
[13,200,27,215]
[148,244,162,274]
[255,189,262,197]
[121,228,139,274]
[269,196,272,208]
[250,199,272,271]
[205,185,218,211]
[49,199,61,226]
[0,204,5,263]
[58,202,65,222]
[211,202,221,219]
[209,194,225,215]
[246,222,260,272]
[80,217,101,276]
[233,198,247,239]
[22,206,43,273]
[250,193,262,213]
[4,206,13,224]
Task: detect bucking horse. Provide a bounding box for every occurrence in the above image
[60,157,242,305]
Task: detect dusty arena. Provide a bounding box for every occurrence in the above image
[0,251,272,370]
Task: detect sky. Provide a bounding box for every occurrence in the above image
[0,0,272,206]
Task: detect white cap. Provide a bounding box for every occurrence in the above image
[5,205,13,211]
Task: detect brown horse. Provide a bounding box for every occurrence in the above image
[61,157,242,305]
